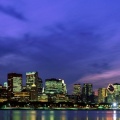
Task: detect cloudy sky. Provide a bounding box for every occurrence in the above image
[0,0,120,93]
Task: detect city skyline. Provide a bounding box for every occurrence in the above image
[0,1,120,92]
[0,71,120,94]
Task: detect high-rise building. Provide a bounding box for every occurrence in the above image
[0,84,7,99]
[26,72,38,89]
[73,84,81,96]
[26,72,43,100]
[113,83,120,102]
[37,77,43,96]
[30,84,38,101]
[98,88,107,103]
[106,84,115,103]
[82,83,93,103]
[7,73,22,99]
[113,83,120,95]
[45,78,67,94]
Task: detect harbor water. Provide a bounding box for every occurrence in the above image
[0,110,119,120]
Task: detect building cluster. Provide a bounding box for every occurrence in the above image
[0,72,120,104]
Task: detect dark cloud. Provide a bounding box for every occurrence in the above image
[0,5,26,20]
[90,62,111,74]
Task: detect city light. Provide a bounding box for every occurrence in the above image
[113,103,117,107]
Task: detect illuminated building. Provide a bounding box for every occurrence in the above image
[73,84,81,96]
[30,84,38,101]
[26,72,43,99]
[113,83,120,95]
[82,83,93,103]
[13,92,30,102]
[26,72,38,89]
[55,94,68,103]
[98,88,107,103]
[38,94,48,102]
[7,73,22,99]
[45,78,67,95]
[4,82,8,88]
[0,84,7,99]
[106,84,115,103]
[113,83,120,102]
[26,72,42,91]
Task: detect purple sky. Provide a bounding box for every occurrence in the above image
[0,0,120,93]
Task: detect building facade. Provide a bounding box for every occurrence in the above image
[82,83,93,103]
[45,78,67,95]
[98,88,107,103]
[26,72,38,89]
[7,73,22,99]
[73,84,81,96]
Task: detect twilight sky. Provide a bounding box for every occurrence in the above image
[0,0,120,93]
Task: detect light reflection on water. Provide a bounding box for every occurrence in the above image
[1,110,120,120]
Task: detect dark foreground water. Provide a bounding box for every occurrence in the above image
[0,110,119,120]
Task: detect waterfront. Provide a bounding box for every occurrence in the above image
[0,110,120,120]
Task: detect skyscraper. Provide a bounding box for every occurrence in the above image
[98,88,107,103]
[7,73,22,99]
[82,83,93,103]
[113,83,120,102]
[113,83,120,96]
[73,84,81,96]
[26,72,38,89]
[26,72,43,99]
[37,77,43,96]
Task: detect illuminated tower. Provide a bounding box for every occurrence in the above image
[26,72,43,99]
[30,84,37,101]
[113,83,120,96]
[7,73,22,99]
[106,84,115,103]
[113,83,120,102]
[73,84,81,96]
[98,88,107,103]
[26,72,38,89]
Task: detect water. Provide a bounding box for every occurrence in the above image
[0,110,119,120]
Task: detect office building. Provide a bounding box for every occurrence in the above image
[26,72,38,89]
[30,84,38,101]
[112,83,120,102]
[7,73,22,99]
[82,83,93,103]
[45,78,67,94]
[26,72,43,97]
[98,88,107,103]
[113,83,120,95]
[37,77,43,96]
[73,84,81,96]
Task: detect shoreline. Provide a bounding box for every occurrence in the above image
[1,107,120,111]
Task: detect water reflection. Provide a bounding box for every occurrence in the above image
[61,111,66,120]
[12,111,21,120]
[41,111,45,120]
[106,111,113,120]
[113,111,117,120]
[49,111,54,120]
[1,110,120,120]
[30,111,36,120]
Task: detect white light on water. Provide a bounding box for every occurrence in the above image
[113,111,117,120]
